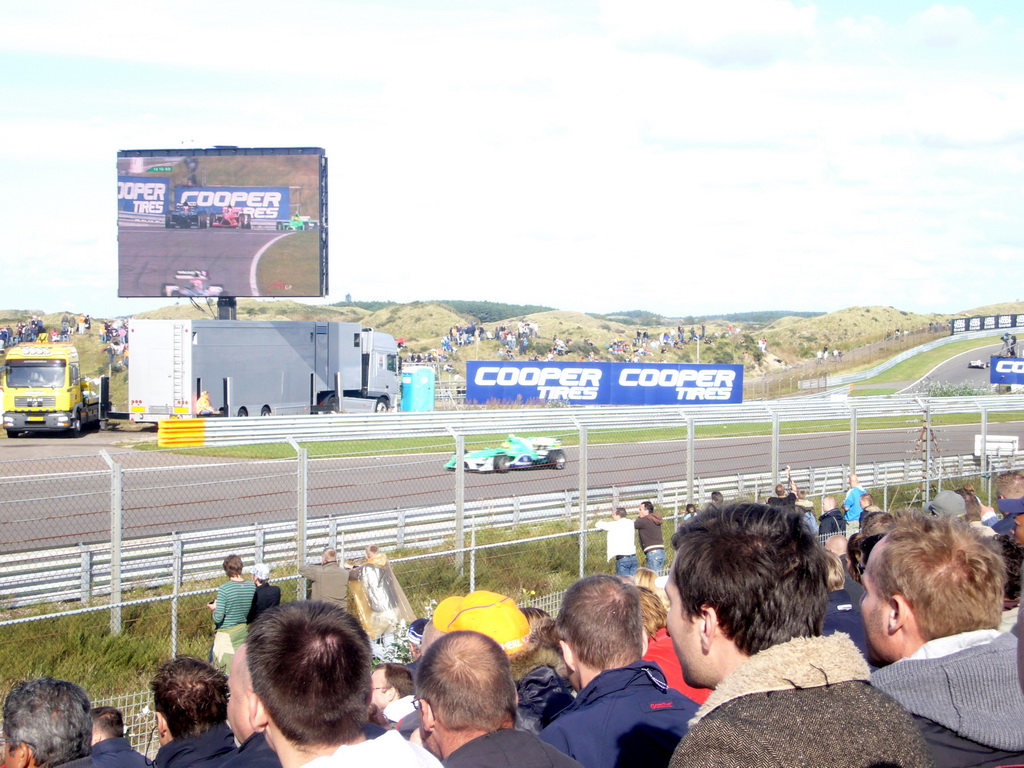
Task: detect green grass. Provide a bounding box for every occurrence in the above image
[256,230,321,296]
[854,336,1003,389]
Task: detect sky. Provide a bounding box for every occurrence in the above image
[2,1,1022,319]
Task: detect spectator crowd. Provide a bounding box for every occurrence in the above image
[7,472,1024,768]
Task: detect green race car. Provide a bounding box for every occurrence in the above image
[445,434,567,473]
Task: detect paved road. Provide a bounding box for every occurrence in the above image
[2,420,1019,553]
[908,343,1002,390]
[117,227,293,297]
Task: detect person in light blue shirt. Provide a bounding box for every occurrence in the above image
[842,473,866,522]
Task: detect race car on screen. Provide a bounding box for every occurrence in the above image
[445,435,567,473]
[165,203,209,229]
[210,206,253,229]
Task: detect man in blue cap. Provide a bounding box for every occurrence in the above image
[992,472,1024,541]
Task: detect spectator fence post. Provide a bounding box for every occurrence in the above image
[254,527,265,565]
[289,439,308,600]
[980,406,990,500]
[513,497,521,526]
[101,451,123,635]
[171,534,182,657]
[849,406,858,473]
[770,411,780,488]
[575,421,588,566]
[328,517,338,551]
[924,403,932,504]
[397,509,406,549]
[687,417,696,506]
[452,430,466,576]
[79,544,92,603]
[469,525,476,592]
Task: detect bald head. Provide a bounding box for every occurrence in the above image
[825,536,848,557]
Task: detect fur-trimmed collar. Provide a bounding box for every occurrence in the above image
[509,642,568,681]
[692,634,869,726]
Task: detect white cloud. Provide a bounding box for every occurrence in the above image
[907,4,982,48]
[600,0,817,67]
[905,86,1024,148]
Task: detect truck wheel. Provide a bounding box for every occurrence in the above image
[5,429,19,439]
[547,449,566,469]
[261,406,272,416]
[68,416,82,438]
[374,397,389,413]
[493,454,510,473]
[236,407,248,417]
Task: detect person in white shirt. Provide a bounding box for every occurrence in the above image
[595,507,637,578]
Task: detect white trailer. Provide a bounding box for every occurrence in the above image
[127,319,399,421]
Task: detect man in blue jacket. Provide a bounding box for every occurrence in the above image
[539,575,696,768]
[91,707,151,768]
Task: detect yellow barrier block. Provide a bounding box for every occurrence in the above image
[158,419,206,448]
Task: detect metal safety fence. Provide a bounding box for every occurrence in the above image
[1,395,1022,713]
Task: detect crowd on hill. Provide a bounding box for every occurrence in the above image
[8,470,1024,768]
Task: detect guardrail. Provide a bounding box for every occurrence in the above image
[167,393,1024,446]
[2,449,1019,609]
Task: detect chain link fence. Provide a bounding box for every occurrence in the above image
[1,397,1022,716]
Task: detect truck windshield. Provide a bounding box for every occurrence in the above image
[5,361,66,388]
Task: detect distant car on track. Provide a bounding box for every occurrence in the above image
[445,434,567,473]
[968,359,990,369]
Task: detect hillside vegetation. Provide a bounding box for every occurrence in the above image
[4,301,1024,383]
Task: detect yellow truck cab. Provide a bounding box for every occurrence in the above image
[1,343,102,437]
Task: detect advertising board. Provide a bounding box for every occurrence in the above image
[116,147,327,299]
[990,358,1024,386]
[950,314,1024,334]
[466,362,744,405]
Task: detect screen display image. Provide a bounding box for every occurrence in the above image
[117,147,327,298]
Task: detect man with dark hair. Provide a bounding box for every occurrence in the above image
[635,501,665,572]
[667,503,930,768]
[245,601,438,767]
[91,707,151,768]
[369,663,415,727]
[703,491,724,514]
[865,514,1024,767]
[150,657,234,768]
[3,678,92,768]
[417,631,582,767]
[539,574,695,768]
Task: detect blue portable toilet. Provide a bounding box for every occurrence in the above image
[401,366,436,412]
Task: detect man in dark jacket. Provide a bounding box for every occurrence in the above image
[91,707,151,768]
[818,495,847,537]
[539,575,696,768]
[418,631,582,768]
[865,514,1024,768]
[151,657,235,768]
[667,503,931,768]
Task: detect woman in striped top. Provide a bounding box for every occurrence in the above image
[207,554,256,672]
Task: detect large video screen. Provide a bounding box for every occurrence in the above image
[117,147,327,298]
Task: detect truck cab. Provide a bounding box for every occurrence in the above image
[1,343,101,437]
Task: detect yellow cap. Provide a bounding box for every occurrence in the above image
[432,590,531,654]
